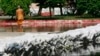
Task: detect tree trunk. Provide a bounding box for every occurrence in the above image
[52,7,54,14]
[49,7,52,19]
[38,5,42,16]
[59,4,63,15]
[11,15,14,32]
[11,15,14,19]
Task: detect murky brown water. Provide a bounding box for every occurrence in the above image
[0,26,82,32]
[0,19,99,32]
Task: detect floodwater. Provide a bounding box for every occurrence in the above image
[0,24,100,56]
[0,19,99,32]
[0,25,79,32]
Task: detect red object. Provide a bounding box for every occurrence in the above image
[41,12,54,16]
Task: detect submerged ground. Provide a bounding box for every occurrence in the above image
[0,24,100,56]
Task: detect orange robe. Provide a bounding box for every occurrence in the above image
[16,8,24,25]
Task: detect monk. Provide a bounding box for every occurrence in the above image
[16,5,24,32]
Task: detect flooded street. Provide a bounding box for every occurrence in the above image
[0,20,100,56]
[0,20,99,32]
[0,24,100,56]
[0,26,78,32]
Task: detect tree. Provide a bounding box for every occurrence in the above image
[34,0,47,16]
[87,0,100,16]
[33,0,66,16]
[76,0,88,15]
[0,0,32,18]
[46,0,66,15]
[77,0,100,16]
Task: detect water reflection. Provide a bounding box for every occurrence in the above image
[0,26,81,32]
[17,26,23,32]
[71,36,100,56]
[1,24,100,56]
[3,33,100,56]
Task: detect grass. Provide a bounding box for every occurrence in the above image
[0,14,100,20]
[25,15,100,20]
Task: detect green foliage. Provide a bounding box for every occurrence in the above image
[34,0,46,6]
[33,0,66,8]
[33,0,66,16]
[77,0,100,16]
[46,0,66,7]
[76,0,88,15]
[0,0,32,15]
